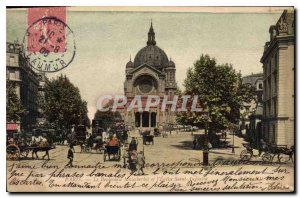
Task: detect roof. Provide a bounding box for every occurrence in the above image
[133,45,169,68]
[242,73,263,87]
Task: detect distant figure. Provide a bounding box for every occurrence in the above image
[71,124,75,133]
[66,145,74,167]
[208,141,213,150]
[129,137,137,151]
[258,139,267,156]
[137,151,145,175]
[149,130,154,136]
[129,150,138,173]
[193,138,197,149]
[107,138,119,146]
[41,135,50,160]
[162,130,168,138]
[88,135,94,148]
[32,134,40,144]
[123,130,129,143]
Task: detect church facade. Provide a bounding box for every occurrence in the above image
[123,22,177,129]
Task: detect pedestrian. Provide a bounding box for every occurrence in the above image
[137,151,145,175]
[66,145,74,167]
[129,150,137,173]
[129,137,137,151]
[208,141,213,150]
[258,139,267,156]
[193,138,197,149]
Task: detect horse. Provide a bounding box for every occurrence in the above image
[276,145,295,163]
[31,142,54,160]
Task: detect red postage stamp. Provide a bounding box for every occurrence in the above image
[23,7,75,72]
[27,7,66,53]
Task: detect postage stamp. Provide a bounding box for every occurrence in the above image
[6,7,295,193]
[23,7,75,72]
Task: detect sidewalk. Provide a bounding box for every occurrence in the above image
[207,133,246,160]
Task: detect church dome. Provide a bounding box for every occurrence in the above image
[126,60,134,68]
[168,59,175,67]
[133,22,169,69]
[134,45,169,68]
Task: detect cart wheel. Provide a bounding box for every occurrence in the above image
[6,144,20,161]
[240,150,252,161]
[262,152,272,162]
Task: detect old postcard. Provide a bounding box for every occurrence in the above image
[6,6,295,192]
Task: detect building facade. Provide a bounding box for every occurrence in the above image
[6,42,40,132]
[6,42,22,132]
[260,10,294,147]
[123,22,177,129]
[239,73,263,146]
[37,72,49,125]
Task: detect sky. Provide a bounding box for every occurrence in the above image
[6,7,284,120]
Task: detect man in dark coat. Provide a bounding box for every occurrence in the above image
[129,137,137,151]
[66,145,74,167]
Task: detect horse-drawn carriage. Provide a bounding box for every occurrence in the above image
[103,145,121,161]
[68,124,87,146]
[240,142,294,163]
[140,130,154,145]
[6,141,55,161]
[143,135,154,145]
[81,135,104,153]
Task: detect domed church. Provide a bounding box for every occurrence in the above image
[123,22,177,129]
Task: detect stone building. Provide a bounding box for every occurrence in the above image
[260,10,294,147]
[6,42,22,132]
[6,42,39,132]
[123,22,177,129]
[37,72,49,125]
[239,73,263,145]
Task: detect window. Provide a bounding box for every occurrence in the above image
[272,126,276,143]
[268,78,272,98]
[268,60,271,75]
[273,99,277,117]
[268,101,271,117]
[274,53,278,70]
[9,55,15,66]
[273,73,277,94]
[258,83,263,90]
[9,70,16,79]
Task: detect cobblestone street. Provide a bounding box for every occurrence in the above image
[6,130,295,192]
[7,129,294,170]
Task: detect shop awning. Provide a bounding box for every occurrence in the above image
[6,123,18,131]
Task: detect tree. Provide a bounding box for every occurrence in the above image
[6,79,24,122]
[178,54,255,133]
[40,74,90,130]
[93,110,122,130]
[93,99,122,130]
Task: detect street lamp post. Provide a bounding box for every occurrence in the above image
[232,129,235,153]
[203,120,209,166]
[202,106,211,166]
